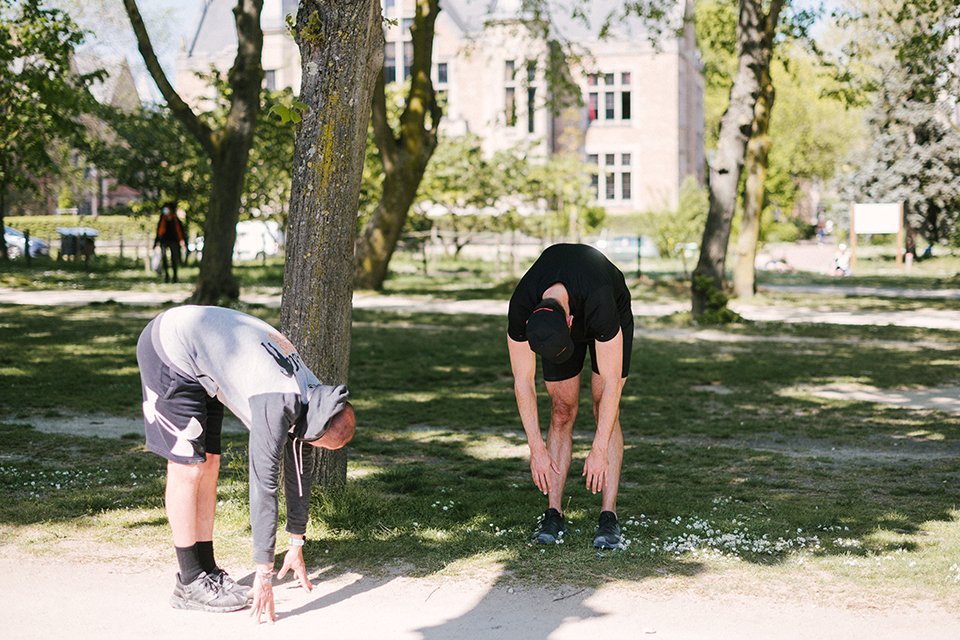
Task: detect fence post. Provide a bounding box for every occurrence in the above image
[119,231,124,261]
[24,229,31,267]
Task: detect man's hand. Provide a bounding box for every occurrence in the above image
[277,545,313,591]
[582,446,608,494]
[530,446,559,495]
[250,569,277,624]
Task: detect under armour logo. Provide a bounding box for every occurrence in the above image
[143,387,202,458]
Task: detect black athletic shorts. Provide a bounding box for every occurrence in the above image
[136,318,224,465]
[542,317,633,382]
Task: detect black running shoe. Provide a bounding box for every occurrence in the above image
[169,571,248,612]
[593,511,624,549]
[532,508,567,544]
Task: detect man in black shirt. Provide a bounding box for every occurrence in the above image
[507,243,633,549]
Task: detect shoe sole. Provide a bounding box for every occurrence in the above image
[534,534,559,544]
[169,593,248,613]
[593,536,625,550]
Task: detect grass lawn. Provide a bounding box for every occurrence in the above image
[1,296,960,603]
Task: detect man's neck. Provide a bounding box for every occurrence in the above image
[542,282,570,316]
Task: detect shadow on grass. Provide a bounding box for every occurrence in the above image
[2,303,960,622]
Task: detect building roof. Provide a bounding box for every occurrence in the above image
[442,0,685,43]
[71,54,142,111]
[181,1,688,62]
[186,0,237,59]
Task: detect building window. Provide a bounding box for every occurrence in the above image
[588,152,633,202]
[505,60,517,126]
[384,0,395,9]
[526,61,536,83]
[384,44,397,83]
[527,87,536,133]
[437,62,448,85]
[402,17,414,32]
[264,69,276,91]
[586,71,633,123]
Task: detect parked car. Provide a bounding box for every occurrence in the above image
[191,219,283,262]
[4,226,49,258]
[234,219,282,261]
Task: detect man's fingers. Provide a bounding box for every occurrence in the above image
[298,569,314,591]
[277,565,288,580]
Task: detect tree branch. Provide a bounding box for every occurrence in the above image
[223,0,264,147]
[371,68,398,172]
[122,0,214,155]
[399,0,442,148]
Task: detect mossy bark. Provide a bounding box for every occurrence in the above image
[283,0,383,487]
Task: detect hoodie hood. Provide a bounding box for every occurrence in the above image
[298,384,349,442]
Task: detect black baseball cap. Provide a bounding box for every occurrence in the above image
[525,299,574,364]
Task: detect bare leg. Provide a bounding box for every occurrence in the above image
[592,374,626,514]
[196,454,220,541]
[165,461,204,547]
[544,375,580,513]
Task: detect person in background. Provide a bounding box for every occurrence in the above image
[154,202,185,283]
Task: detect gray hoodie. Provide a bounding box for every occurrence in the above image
[154,305,349,564]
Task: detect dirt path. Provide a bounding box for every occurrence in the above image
[6,556,960,640]
[4,286,960,331]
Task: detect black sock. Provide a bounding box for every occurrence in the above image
[196,540,217,574]
[175,544,204,583]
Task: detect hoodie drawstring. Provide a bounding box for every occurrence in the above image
[292,437,305,497]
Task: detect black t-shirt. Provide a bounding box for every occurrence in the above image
[508,243,632,345]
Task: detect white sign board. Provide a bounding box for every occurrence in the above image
[852,203,902,234]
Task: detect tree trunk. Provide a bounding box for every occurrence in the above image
[732,63,775,299]
[282,0,383,488]
[124,0,263,304]
[0,176,8,262]
[354,161,426,288]
[354,0,442,290]
[691,0,784,319]
[192,157,242,301]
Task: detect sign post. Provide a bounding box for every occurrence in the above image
[849,202,904,272]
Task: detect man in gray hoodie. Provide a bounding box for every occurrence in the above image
[136,305,355,623]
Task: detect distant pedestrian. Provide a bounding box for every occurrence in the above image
[154,202,185,283]
[834,243,851,276]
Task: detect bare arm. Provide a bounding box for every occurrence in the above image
[507,335,558,494]
[582,329,623,493]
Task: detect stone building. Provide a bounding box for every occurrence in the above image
[177,0,704,213]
